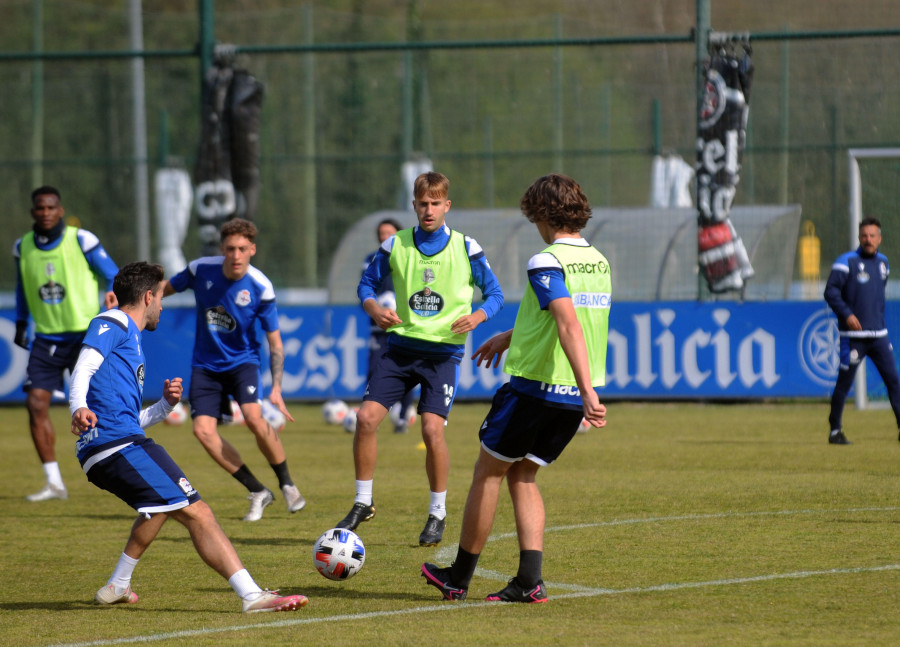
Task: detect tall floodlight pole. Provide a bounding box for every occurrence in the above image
[129,0,150,261]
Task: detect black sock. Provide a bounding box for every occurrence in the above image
[450,547,480,589]
[516,550,543,588]
[270,461,294,489]
[231,465,267,493]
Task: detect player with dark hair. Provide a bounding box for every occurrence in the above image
[14,185,119,502]
[422,173,609,602]
[163,218,303,521]
[69,261,307,613]
[362,217,417,434]
[336,171,504,547]
[824,216,900,444]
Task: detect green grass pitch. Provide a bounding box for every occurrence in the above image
[2,400,900,646]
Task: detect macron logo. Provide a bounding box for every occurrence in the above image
[206,281,214,290]
[98,324,110,335]
[248,386,257,395]
[539,275,551,289]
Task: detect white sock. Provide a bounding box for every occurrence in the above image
[43,462,64,488]
[108,553,139,592]
[355,480,374,506]
[228,569,263,599]
[429,491,447,520]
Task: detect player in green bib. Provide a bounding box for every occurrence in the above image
[13,186,118,502]
[423,173,609,603]
[336,172,504,547]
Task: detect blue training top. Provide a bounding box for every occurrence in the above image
[824,246,890,337]
[168,257,280,371]
[75,310,146,464]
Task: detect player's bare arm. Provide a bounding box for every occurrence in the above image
[472,329,513,369]
[450,309,487,335]
[548,297,607,428]
[266,330,295,422]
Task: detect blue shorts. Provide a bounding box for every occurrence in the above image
[479,383,584,465]
[23,336,83,393]
[189,364,260,419]
[364,348,459,418]
[85,437,201,514]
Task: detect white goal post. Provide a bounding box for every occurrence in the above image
[847,148,900,410]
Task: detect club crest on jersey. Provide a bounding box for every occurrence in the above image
[408,286,444,317]
[137,363,145,387]
[857,262,869,284]
[880,262,888,280]
[234,289,251,307]
[206,306,237,332]
[422,268,436,284]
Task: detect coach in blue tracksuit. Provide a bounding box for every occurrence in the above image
[824,216,900,445]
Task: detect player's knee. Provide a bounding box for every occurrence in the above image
[356,407,383,433]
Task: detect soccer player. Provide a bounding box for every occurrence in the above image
[362,217,417,434]
[14,185,118,502]
[336,171,504,547]
[422,173,609,602]
[163,218,303,521]
[70,261,307,613]
[824,216,900,445]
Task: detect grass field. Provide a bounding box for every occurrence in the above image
[3,400,900,646]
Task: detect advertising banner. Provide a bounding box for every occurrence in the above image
[0,302,888,403]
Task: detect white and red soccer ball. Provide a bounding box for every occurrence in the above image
[322,399,349,425]
[313,528,366,580]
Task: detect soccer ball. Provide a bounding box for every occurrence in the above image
[164,402,188,426]
[376,290,396,311]
[342,406,359,433]
[223,399,245,426]
[577,417,591,434]
[260,398,287,432]
[313,528,366,580]
[322,399,349,425]
[389,402,417,428]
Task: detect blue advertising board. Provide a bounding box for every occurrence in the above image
[0,301,889,403]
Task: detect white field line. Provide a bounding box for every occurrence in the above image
[49,506,900,647]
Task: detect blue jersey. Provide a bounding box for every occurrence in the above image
[363,249,396,334]
[169,257,280,371]
[508,238,605,408]
[75,310,146,463]
[824,247,890,337]
[357,224,504,362]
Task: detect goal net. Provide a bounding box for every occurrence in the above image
[848,148,900,410]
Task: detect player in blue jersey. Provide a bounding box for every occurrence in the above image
[362,217,418,434]
[336,171,504,547]
[13,185,119,502]
[164,218,303,521]
[69,261,307,613]
[824,216,900,445]
[422,173,609,603]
